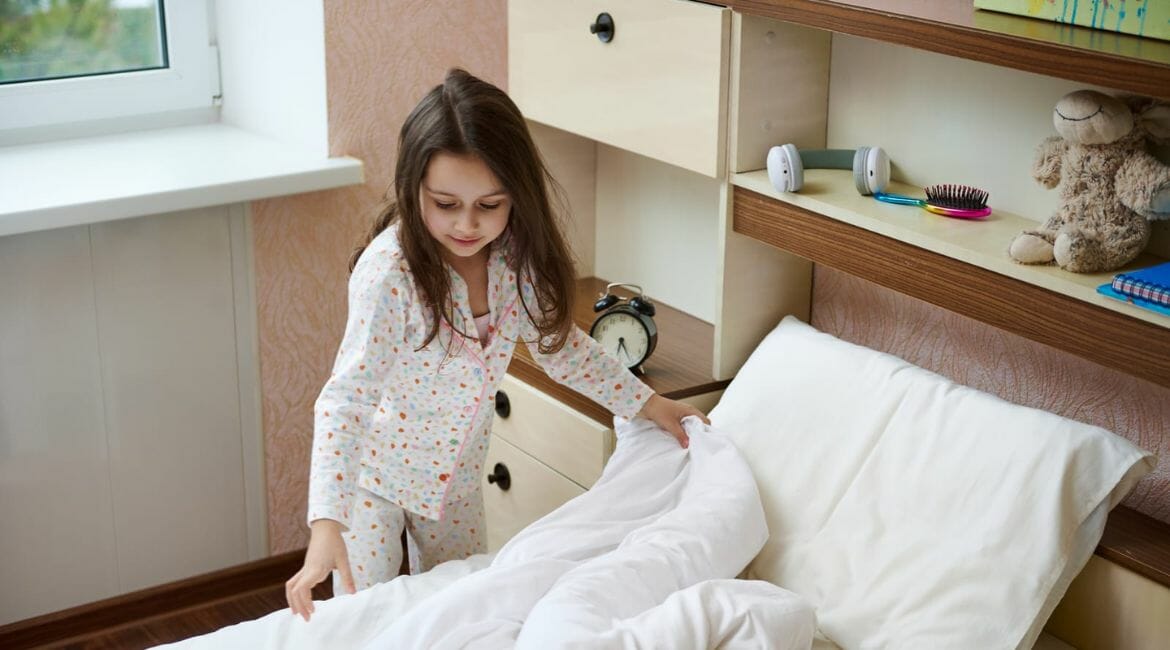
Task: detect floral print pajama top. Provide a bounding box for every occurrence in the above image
[309,225,651,528]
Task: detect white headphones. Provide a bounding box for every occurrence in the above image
[766,144,890,196]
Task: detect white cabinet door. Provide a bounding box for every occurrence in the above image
[0,227,119,624]
[91,208,252,592]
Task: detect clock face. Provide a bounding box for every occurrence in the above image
[591,309,651,368]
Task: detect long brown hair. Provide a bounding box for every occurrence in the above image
[351,68,575,354]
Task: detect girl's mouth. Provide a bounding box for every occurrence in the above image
[451,235,482,246]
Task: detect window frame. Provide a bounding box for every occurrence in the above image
[0,0,216,134]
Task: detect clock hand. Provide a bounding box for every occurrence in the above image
[617,337,630,362]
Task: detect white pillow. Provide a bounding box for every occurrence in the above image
[709,316,1154,650]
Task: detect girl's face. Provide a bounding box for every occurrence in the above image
[420,152,511,265]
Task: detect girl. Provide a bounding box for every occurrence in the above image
[286,68,707,621]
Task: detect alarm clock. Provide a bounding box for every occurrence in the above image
[589,282,658,373]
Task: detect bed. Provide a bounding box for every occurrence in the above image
[157,316,1154,649]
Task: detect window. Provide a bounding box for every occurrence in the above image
[0,0,216,135]
[1,0,165,84]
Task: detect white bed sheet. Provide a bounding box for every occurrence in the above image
[158,548,1077,650]
[156,411,1083,650]
[154,553,493,650]
[159,417,815,649]
[811,633,1073,650]
[361,416,813,649]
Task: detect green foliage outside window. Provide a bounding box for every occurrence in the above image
[0,0,162,84]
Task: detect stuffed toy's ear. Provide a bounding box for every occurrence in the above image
[1127,96,1170,143]
[1143,106,1170,143]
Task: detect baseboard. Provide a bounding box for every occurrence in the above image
[0,549,304,649]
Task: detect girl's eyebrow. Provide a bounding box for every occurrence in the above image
[422,184,508,199]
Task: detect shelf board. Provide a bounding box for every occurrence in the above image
[509,277,729,425]
[727,0,1170,100]
[1098,506,1170,588]
[732,170,1169,388]
[736,169,1169,330]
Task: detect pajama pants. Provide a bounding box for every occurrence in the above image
[335,484,487,592]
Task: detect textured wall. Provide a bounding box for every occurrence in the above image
[254,0,507,554]
[810,266,1170,524]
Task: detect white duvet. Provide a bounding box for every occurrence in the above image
[159,417,814,649]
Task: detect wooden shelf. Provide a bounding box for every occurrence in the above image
[1098,506,1170,588]
[732,171,1169,388]
[508,277,729,425]
[727,0,1170,100]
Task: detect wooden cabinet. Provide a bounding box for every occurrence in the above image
[509,0,730,178]
[492,0,790,551]
[505,1,1170,646]
[481,376,604,551]
[490,375,612,488]
[481,375,723,551]
[509,0,810,384]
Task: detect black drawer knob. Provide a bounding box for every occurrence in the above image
[495,390,511,418]
[590,12,614,43]
[487,462,511,491]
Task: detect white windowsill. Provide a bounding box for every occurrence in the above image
[0,123,364,238]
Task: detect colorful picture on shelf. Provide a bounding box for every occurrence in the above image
[974,1,1170,42]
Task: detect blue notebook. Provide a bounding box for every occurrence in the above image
[1110,260,1170,308]
[1097,283,1170,317]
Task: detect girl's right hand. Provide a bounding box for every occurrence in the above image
[286,519,355,622]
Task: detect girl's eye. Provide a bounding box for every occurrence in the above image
[478,203,501,211]
[435,201,457,210]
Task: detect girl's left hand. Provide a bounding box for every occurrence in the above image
[637,394,709,448]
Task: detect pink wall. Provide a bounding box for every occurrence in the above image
[811,266,1170,523]
[254,0,508,554]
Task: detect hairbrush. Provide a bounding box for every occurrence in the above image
[874,184,991,219]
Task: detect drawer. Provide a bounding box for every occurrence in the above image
[492,374,610,488]
[509,0,730,178]
[680,389,724,414]
[482,435,586,552]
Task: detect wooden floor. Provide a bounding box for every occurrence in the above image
[2,534,411,650]
[49,583,329,650]
[0,551,331,650]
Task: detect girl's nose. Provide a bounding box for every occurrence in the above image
[454,209,478,232]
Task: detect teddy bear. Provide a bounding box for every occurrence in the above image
[1008,89,1170,273]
